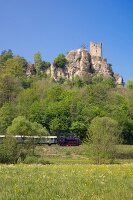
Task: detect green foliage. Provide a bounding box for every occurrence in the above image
[1,164,133,199]
[106,91,129,140]
[23,156,51,165]
[70,121,87,140]
[127,79,133,89]
[88,117,121,164]
[34,51,42,75]
[72,76,84,87]
[0,53,132,145]
[41,61,51,70]
[127,91,133,119]
[122,119,133,144]
[0,74,22,106]
[0,103,16,134]
[34,52,51,76]
[16,88,38,118]
[92,75,115,88]
[0,49,13,68]
[54,54,67,68]
[4,56,27,78]
[7,116,48,136]
[0,136,18,164]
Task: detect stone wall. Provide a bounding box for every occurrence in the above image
[90,42,102,57]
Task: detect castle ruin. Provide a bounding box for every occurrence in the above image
[27,41,124,86]
[49,41,124,85]
[90,42,102,58]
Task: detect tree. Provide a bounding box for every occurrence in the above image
[70,121,87,140]
[0,136,19,164]
[41,61,51,71]
[53,54,67,68]
[87,117,121,164]
[49,116,70,136]
[0,49,13,68]
[0,74,22,106]
[7,116,48,136]
[106,91,129,141]
[0,103,16,134]
[72,76,83,87]
[127,79,133,89]
[7,116,49,155]
[34,52,42,75]
[4,56,27,78]
[16,88,38,118]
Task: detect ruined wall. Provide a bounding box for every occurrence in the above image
[91,56,113,77]
[90,42,102,57]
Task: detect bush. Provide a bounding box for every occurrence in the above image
[0,136,19,164]
[86,117,121,164]
[53,54,67,68]
[23,156,52,165]
[23,156,38,164]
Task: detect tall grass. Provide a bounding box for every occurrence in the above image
[0,164,133,200]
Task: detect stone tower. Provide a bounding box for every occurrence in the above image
[90,42,102,57]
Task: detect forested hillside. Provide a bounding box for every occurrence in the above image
[0,50,133,144]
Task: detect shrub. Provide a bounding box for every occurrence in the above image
[86,117,121,164]
[23,156,52,165]
[53,54,67,68]
[0,136,19,164]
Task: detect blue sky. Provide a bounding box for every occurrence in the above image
[0,0,133,82]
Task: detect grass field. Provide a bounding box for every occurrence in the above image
[33,144,133,165]
[0,145,133,199]
[0,164,133,200]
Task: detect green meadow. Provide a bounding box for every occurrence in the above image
[0,145,133,200]
[0,164,133,200]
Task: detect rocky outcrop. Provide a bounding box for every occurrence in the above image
[50,64,68,81]
[91,56,113,77]
[48,47,123,85]
[26,64,35,76]
[114,74,124,85]
[49,48,92,81]
[26,42,123,85]
[66,48,92,79]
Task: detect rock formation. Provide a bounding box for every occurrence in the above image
[48,42,124,85]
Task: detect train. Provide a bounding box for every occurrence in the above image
[0,135,81,146]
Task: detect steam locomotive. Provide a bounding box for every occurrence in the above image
[0,135,81,146]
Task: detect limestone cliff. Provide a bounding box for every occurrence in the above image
[50,48,92,81]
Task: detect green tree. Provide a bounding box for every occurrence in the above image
[127,79,133,89]
[49,116,70,136]
[4,56,27,78]
[7,116,49,155]
[16,88,38,118]
[0,74,22,106]
[106,91,129,142]
[70,121,87,140]
[41,61,51,71]
[7,116,48,136]
[87,117,121,164]
[29,101,45,125]
[127,91,133,119]
[34,52,42,75]
[0,103,16,134]
[0,136,19,164]
[54,54,67,68]
[72,76,83,87]
[0,49,13,68]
